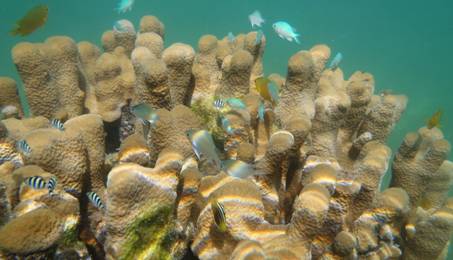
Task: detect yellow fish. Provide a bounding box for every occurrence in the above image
[255,77,279,105]
[427,110,442,129]
[211,199,227,232]
[10,5,49,36]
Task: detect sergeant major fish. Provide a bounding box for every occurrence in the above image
[272,21,300,44]
[16,139,31,156]
[86,191,105,210]
[51,119,64,131]
[24,176,46,189]
[47,176,57,194]
[211,199,227,232]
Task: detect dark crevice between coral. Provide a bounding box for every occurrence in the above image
[103,118,121,153]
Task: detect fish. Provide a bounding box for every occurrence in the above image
[16,140,31,156]
[186,129,221,170]
[255,30,264,45]
[132,103,159,127]
[115,0,135,14]
[427,110,442,129]
[225,98,246,110]
[86,191,105,210]
[258,101,265,121]
[213,99,225,110]
[255,77,280,105]
[211,199,227,232]
[329,52,343,70]
[24,176,46,189]
[47,176,57,194]
[249,10,265,28]
[220,117,236,135]
[10,5,48,37]
[113,19,134,33]
[227,32,235,44]
[50,119,64,131]
[272,21,300,44]
[222,159,260,179]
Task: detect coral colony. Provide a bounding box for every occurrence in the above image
[0,15,452,260]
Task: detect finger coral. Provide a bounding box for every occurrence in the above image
[0,14,452,260]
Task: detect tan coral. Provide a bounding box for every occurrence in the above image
[216,49,254,98]
[117,132,151,166]
[192,35,220,101]
[139,15,165,39]
[135,32,164,58]
[0,77,22,117]
[101,19,136,55]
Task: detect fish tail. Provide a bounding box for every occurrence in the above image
[9,24,20,36]
[294,34,301,44]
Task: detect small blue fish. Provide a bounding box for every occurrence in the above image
[258,101,265,121]
[329,52,343,70]
[255,30,264,45]
[51,119,64,131]
[222,159,258,179]
[24,176,46,189]
[249,10,265,28]
[221,117,235,135]
[132,103,159,127]
[211,199,227,232]
[272,21,300,44]
[186,129,221,170]
[213,99,225,110]
[86,191,105,210]
[115,0,134,14]
[226,98,246,110]
[47,176,57,194]
[227,32,235,44]
[16,140,31,156]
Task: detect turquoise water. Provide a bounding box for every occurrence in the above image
[1,0,452,257]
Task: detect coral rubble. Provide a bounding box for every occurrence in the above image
[0,15,452,260]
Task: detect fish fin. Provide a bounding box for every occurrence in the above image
[287,36,293,42]
[294,34,301,44]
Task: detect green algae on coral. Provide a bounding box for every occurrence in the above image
[190,99,226,150]
[120,204,176,260]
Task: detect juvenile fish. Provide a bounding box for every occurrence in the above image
[50,119,64,131]
[132,103,159,127]
[213,99,225,110]
[222,159,260,179]
[272,21,300,44]
[116,0,135,14]
[211,199,227,232]
[86,191,105,210]
[226,98,246,110]
[255,77,280,105]
[16,140,31,156]
[427,109,442,129]
[10,5,48,36]
[220,117,236,135]
[329,52,343,70]
[24,176,46,189]
[249,10,265,28]
[47,176,57,194]
[186,129,221,170]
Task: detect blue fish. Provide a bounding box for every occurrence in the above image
[272,21,300,44]
[50,119,64,131]
[47,176,57,194]
[24,176,46,189]
[186,129,221,170]
[16,140,31,156]
[249,10,265,28]
[222,159,260,179]
[86,191,105,210]
[227,32,235,44]
[329,52,343,70]
[115,0,134,14]
[268,81,280,104]
[226,98,246,110]
[221,117,235,135]
[255,30,264,45]
[258,101,265,121]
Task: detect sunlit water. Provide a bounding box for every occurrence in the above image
[1,0,452,256]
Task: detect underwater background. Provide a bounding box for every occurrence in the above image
[0,0,452,257]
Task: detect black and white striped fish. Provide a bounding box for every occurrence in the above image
[213,99,225,110]
[24,176,46,189]
[211,199,227,232]
[16,139,31,156]
[86,191,105,210]
[47,176,57,194]
[51,119,64,131]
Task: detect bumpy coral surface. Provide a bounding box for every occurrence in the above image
[0,14,452,260]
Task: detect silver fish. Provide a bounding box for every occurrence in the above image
[86,191,105,210]
[222,159,260,179]
[50,119,64,131]
[186,129,221,170]
[24,176,46,189]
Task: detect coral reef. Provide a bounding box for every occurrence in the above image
[0,14,452,260]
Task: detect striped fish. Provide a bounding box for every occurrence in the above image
[24,176,46,189]
[47,176,57,194]
[50,119,64,131]
[213,99,225,110]
[16,140,31,156]
[211,199,227,232]
[86,191,105,210]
